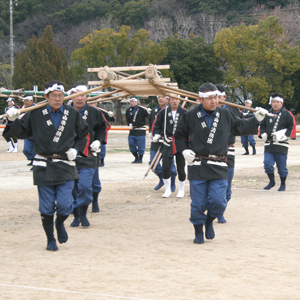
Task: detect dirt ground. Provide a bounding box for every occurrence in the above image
[0,129,300,300]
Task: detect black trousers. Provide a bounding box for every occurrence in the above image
[162,150,186,181]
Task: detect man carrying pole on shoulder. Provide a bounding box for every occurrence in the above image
[126,97,150,163]
[7,80,89,251]
[175,82,268,244]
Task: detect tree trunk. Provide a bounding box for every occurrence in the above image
[113,100,124,125]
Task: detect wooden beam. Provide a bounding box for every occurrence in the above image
[88,65,170,72]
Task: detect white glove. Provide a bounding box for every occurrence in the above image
[108,111,114,117]
[149,132,153,139]
[271,129,288,143]
[90,140,100,152]
[129,123,133,130]
[7,107,20,121]
[152,134,161,143]
[66,148,77,161]
[147,108,152,114]
[261,132,268,142]
[255,107,268,122]
[278,135,288,142]
[182,149,196,166]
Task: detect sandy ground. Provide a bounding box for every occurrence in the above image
[0,129,300,300]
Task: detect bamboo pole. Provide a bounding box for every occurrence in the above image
[86,89,123,102]
[152,152,162,172]
[144,146,161,179]
[0,84,108,119]
[153,81,276,117]
[87,93,129,104]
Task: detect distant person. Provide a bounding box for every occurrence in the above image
[153,94,187,198]
[259,93,294,191]
[125,97,150,163]
[149,95,177,191]
[2,97,19,152]
[241,99,256,155]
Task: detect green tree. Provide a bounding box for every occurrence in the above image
[12,25,72,90]
[160,35,223,93]
[71,25,167,79]
[214,16,300,105]
[71,25,167,124]
[116,0,151,28]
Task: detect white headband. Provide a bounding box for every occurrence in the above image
[23,96,33,101]
[245,99,252,104]
[67,85,88,95]
[6,97,14,102]
[199,91,218,98]
[45,84,65,95]
[269,97,283,105]
[130,97,138,102]
[217,91,226,96]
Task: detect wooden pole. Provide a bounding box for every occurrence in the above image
[152,152,162,172]
[144,146,161,179]
[87,93,129,104]
[153,81,277,117]
[0,84,108,119]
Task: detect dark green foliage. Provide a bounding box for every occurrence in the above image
[12,25,73,90]
[161,35,223,93]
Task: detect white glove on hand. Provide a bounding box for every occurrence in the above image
[66,148,77,161]
[261,132,268,142]
[152,134,161,143]
[90,140,100,152]
[255,107,268,122]
[182,149,196,166]
[129,123,133,130]
[7,107,20,121]
[108,111,114,117]
[271,129,288,143]
[147,108,152,114]
[278,135,288,142]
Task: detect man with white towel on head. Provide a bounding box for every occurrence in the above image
[259,93,294,192]
[7,80,89,251]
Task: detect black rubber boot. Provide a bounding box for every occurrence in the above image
[136,154,143,163]
[154,174,164,190]
[131,152,139,163]
[278,176,287,191]
[99,158,104,167]
[80,205,90,227]
[92,192,100,212]
[193,224,204,244]
[264,173,275,190]
[205,213,216,240]
[55,214,69,244]
[41,214,58,251]
[252,146,256,155]
[242,146,249,155]
[70,207,80,227]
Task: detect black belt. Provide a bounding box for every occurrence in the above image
[195,154,227,162]
[39,154,68,160]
